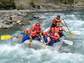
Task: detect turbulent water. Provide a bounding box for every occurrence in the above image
[0,11,84,63]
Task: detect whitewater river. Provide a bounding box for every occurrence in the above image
[0,11,84,63]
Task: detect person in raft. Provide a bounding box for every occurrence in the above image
[51,15,64,27]
[43,25,64,46]
[30,23,42,41]
[20,28,31,43]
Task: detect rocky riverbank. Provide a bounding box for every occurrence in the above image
[0,0,84,10]
[0,10,33,29]
[0,8,84,29]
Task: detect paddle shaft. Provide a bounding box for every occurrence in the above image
[28,37,32,47]
[63,20,72,33]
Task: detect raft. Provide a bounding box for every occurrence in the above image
[0,26,73,49]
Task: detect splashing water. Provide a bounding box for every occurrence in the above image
[0,11,84,63]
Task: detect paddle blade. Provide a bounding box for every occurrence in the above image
[71,31,81,35]
[63,40,73,45]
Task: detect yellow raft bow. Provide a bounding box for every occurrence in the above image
[0,35,13,40]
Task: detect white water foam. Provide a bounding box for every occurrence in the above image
[0,12,84,63]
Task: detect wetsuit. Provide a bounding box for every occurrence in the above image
[20,32,30,43]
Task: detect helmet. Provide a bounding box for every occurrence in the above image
[25,28,31,34]
[57,15,60,18]
[56,15,60,19]
[35,23,40,26]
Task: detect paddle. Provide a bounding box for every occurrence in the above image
[40,32,48,48]
[57,42,63,50]
[28,37,32,48]
[63,40,73,45]
[62,20,75,35]
[57,39,73,50]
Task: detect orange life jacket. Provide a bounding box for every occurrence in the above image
[50,26,64,33]
[30,30,37,37]
[43,32,48,36]
[50,33,60,41]
[32,24,41,34]
[52,18,62,25]
[50,27,55,33]
[34,26,41,33]
[55,27,60,32]
[50,27,60,33]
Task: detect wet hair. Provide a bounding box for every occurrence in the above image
[57,15,60,18]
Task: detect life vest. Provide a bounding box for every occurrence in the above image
[50,27,59,33]
[50,26,64,33]
[50,33,60,41]
[55,19,61,23]
[35,26,41,33]
[52,18,62,25]
[30,30,37,37]
[32,23,41,33]
[43,32,48,36]
[50,27,55,33]
[55,27,60,32]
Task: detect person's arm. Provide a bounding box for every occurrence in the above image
[61,20,65,26]
[46,36,51,44]
[28,36,32,48]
